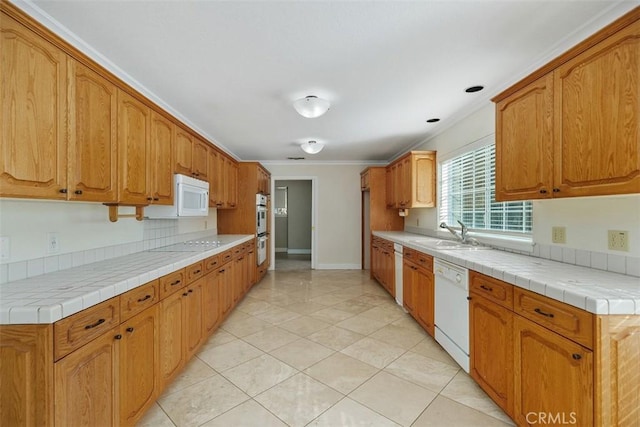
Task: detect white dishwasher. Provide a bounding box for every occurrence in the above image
[434,258,470,373]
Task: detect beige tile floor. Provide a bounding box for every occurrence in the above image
[139,270,515,427]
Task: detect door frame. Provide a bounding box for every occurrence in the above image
[270,176,317,270]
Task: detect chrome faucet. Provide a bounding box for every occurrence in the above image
[439,220,477,245]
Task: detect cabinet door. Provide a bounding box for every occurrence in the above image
[393,162,403,208]
[412,153,436,207]
[1,15,67,199]
[203,270,221,337]
[554,20,640,197]
[174,126,193,175]
[400,156,412,207]
[68,60,117,202]
[54,327,119,427]
[385,167,394,208]
[150,111,174,205]
[415,267,434,337]
[184,278,204,360]
[192,139,209,180]
[513,315,593,426]
[495,74,554,201]
[227,159,238,208]
[470,294,513,417]
[402,263,416,315]
[119,305,158,426]
[208,148,219,206]
[221,263,234,318]
[118,90,150,204]
[157,291,184,389]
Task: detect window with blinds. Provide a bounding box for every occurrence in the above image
[440,144,532,234]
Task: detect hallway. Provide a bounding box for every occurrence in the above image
[139,270,512,426]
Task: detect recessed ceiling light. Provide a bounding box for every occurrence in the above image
[465,85,484,93]
[426,118,440,123]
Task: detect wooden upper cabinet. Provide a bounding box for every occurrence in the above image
[495,74,554,201]
[174,126,194,176]
[227,159,238,209]
[386,151,436,208]
[494,13,640,201]
[117,90,151,204]
[192,139,209,181]
[149,111,174,205]
[554,19,640,197]
[208,147,219,206]
[1,14,68,199]
[68,60,118,202]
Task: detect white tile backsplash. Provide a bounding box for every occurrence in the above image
[606,254,626,275]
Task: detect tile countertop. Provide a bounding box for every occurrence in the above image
[0,234,254,325]
[374,231,640,316]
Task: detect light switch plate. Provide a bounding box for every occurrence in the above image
[552,226,566,244]
[608,230,629,252]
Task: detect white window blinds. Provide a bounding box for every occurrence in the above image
[440,144,532,234]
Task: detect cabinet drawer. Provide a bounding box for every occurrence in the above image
[159,270,185,299]
[514,288,594,349]
[470,271,513,309]
[54,297,120,360]
[120,280,159,322]
[186,261,204,284]
[403,248,432,272]
[220,249,234,264]
[232,244,245,258]
[204,254,220,273]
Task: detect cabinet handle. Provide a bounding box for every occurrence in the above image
[114,334,122,340]
[467,296,472,301]
[193,269,201,274]
[553,188,560,193]
[153,197,159,201]
[539,189,548,194]
[137,294,151,302]
[572,353,582,360]
[147,197,152,201]
[534,308,555,318]
[219,269,226,273]
[170,279,182,286]
[74,190,83,195]
[84,318,105,329]
[188,289,193,293]
[59,188,68,194]
[183,292,189,296]
[480,285,493,292]
[419,258,426,263]
[126,327,134,333]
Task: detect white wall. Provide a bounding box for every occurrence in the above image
[0,199,216,264]
[267,163,364,269]
[406,103,640,259]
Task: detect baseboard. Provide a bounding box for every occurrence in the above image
[315,263,361,270]
[275,248,288,253]
[287,249,312,255]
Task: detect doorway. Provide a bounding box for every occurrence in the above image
[271,178,316,271]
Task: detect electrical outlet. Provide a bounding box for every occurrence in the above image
[552,226,566,244]
[608,230,629,252]
[0,236,10,261]
[47,232,60,254]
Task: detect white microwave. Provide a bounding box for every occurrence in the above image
[145,174,209,219]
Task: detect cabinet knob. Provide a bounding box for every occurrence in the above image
[183,292,189,296]
[147,197,153,201]
[114,334,122,340]
[467,296,472,300]
[74,190,83,195]
[153,197,159,201]
[552,188,560,193]
[126,327,134,333]
[539,189,548,194]
[59,188,68,194]
[572,353,582,360]
[188,289,193,293]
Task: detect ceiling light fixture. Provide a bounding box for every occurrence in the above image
[293,96,330,118]
[465,85,484,93]
[300,140,324,154]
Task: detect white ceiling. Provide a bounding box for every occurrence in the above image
[25,0,637,162]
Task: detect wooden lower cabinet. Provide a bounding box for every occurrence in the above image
[119,305,158,426]
[203,269,222,336]
[469,293,513,417]
[184,278,204,360]
[403,255,434,337]
[513,315,593,426]
[371,237,395,297]
[54,326,120,427]
[221,261,234,318]
[402,262,417,316]
[158,290,186,390]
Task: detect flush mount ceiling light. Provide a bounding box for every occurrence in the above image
[300,140,324,154]
[293,96,330,118]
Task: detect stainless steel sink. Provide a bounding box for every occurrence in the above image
[409,239,491,250]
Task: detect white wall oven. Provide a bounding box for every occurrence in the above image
[256,194,268,265]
